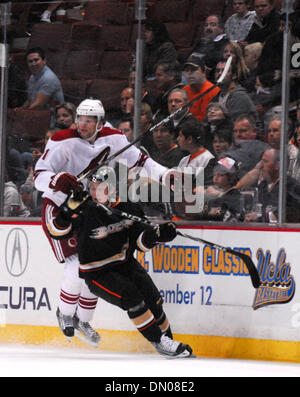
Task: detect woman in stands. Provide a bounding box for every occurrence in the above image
[142,19,178,80]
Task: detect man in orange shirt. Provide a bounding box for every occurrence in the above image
[183,53,220,123]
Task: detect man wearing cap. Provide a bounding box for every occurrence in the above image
[182,53,220,123]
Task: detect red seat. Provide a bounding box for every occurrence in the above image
[62,50,102,80]
[86,78,127,112]
[70,23,102,51]
[98,24,132,51]
[152,0,190,22]
[191,0,226,21]
[27,23,73,51]
[165,22,196,49]
[99,51,133,79]
[7,109,52,141]
[45,49,69,80]
[61,79,90,105]
[84,1,133,25]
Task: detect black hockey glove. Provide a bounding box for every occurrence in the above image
[156,222,177,242]
[60,190,89,220]
[141,222,177,249]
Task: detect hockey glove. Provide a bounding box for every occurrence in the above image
[60,190,89,221]
[156,222,177,242]
[49,172,83,194]
[142,222,177,248]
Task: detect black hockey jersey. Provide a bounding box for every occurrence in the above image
[47,198,157,277]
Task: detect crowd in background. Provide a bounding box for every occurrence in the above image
[4,0,300,223]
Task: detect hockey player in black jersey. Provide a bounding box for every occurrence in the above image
[47,167,194,358]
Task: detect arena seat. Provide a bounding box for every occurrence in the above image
[27,23,73,51]
[7,109,52,141]
[69,23,102,51]
[98,24,132,51]
[86,78,127,113]
[45,49,69,79]
[83,1,133,25]
[62,50,102,80]
[165,22,197,48]
[152,0,190,22]
[191,0,226,21]
[61,79,90,105]
[99,51,133,79]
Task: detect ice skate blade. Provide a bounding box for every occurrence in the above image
[163,354,196,359]
[159,350,196,359]
[74,330,99,348]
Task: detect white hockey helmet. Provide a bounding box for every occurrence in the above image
[75,99,105,124]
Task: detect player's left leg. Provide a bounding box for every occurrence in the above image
[130,260,173,338]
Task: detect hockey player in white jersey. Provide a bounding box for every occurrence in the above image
[34,98,168,346]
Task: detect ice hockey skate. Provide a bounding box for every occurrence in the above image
[73,313,100,348]
[56,308,74,341]
[152,335,194,358]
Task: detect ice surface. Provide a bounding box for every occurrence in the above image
[0,343,299,377]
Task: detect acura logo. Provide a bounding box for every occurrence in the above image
[5,228,29,277]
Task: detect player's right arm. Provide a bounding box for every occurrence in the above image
[34,139,82,197]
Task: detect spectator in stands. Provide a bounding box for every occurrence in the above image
[4,169,30,217]
[183,53,220,123]
[128,65,156,112]
[222,41,250,86]
[245,0,281,44]
[6,141,27,188]
[204,132,235,200]
[139,102,157,157]
[167,88,196,138]
[212,59,258,122]
[110,87,134,127]
[152,61,183,119]
[289,122,300,183]
[40,2,84,23]
[192,14,229,79]
[120,87,134,118]
[235,115,285,189]
[19,183,43,217]
[40,2,64,23]
[243,42,263,92]
[212,128,234,159]
[203,102,233,153]
[224,113,269,178]
[202,157,242,222]
[20,47,64,110]
[244,148,300,223]
[152,117,186,168]
[54,102,76,130]
[176,118,216,187]
[225,0,256,42]
[254,12,300,103]
[143,19,178,80]
[117,117,134,142]
[233,113,258,143]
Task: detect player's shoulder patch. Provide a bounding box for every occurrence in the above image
[51,128,80,141]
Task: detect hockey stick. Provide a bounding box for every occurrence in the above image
[77,147,111,182]
[98,202,260,289]
[176,231,260,288]
[76,56,233,180]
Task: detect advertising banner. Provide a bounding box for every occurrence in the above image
[0,222,299,346]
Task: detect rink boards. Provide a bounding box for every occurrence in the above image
[0,220,300,363]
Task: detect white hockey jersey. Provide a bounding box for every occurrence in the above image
[34,126,167,206]
[177,148,215,173]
